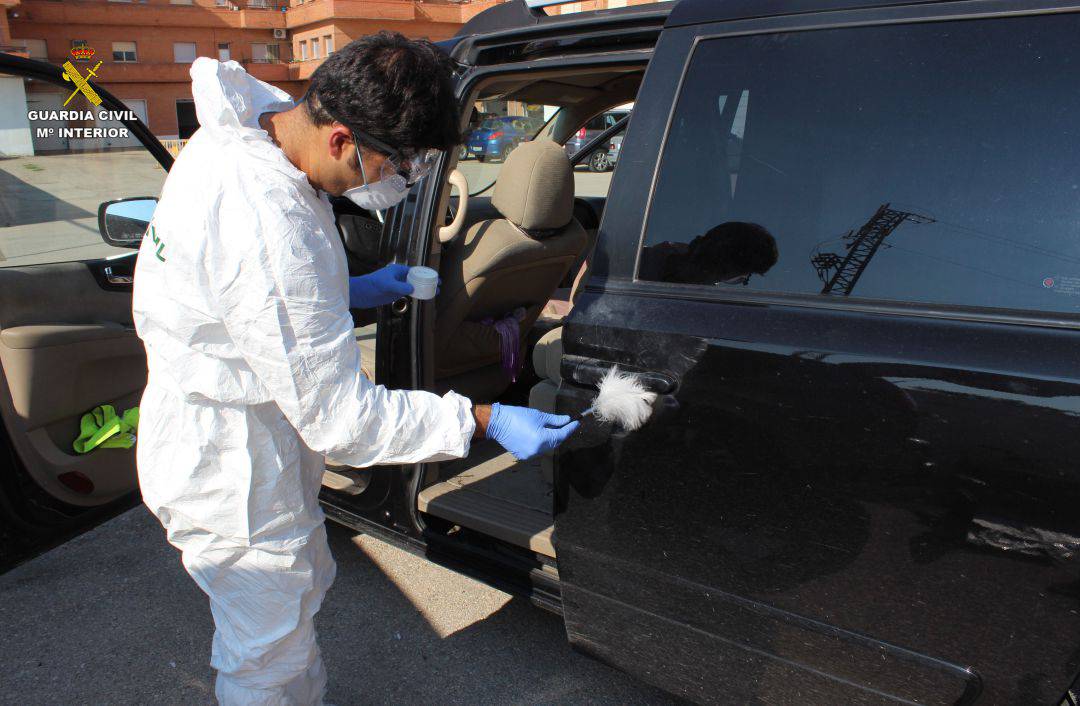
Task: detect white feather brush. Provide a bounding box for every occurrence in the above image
[578,366,656,431]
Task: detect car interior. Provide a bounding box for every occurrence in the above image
[326,64,646,562]
[0,56,643,562]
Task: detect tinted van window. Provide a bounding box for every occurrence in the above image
[639,16,1080,314]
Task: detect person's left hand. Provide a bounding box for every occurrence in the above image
[349,264,413,309]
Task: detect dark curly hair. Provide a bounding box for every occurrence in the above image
[304,31,460,154]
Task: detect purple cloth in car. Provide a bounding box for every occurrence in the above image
[481,312,523,382]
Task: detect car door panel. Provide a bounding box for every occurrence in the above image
[0,259,146,506]
[557,287,1080,703]
[553,5,1080,704]
[0,53,171,513]
[0,324,143,428]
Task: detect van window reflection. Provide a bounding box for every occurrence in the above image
[639,222,778,286]
[637,16,1080,314]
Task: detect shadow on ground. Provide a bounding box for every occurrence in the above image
[0,164,93,228]
[0,507,673,705]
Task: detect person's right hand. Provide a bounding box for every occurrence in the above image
[485,403,579,461]
[348,264,413,309]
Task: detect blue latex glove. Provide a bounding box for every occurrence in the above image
[349,264,414,309]
[486,403,580,461]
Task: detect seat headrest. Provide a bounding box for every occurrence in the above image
[492,140,574,234]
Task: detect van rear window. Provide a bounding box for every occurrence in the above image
[639,15,1080,315]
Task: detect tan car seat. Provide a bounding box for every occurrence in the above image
[435,140,587,401]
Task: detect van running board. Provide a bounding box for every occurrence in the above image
[321,468,370,495]
[418,449,555,558]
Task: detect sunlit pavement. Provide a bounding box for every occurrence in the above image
[0,507,673,705]
[0,152,611,271]
[458,157,614,199]
[0,151,167,268]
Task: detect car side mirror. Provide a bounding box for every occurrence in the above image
[98,197,158,249]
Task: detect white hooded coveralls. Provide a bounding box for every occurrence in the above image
[133,59,475,705]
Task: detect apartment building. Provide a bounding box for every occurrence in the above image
[286,0,496,81]
[2,0,498,151]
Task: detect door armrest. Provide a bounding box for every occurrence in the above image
[0,323,135,349]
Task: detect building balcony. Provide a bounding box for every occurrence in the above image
[47,58,194,83]
[242,58,291,81]
[416,0,498,24]
[284,0,494,28]
[14,0,286,30]
[287,56,323,81]
[286,0,416,28]
[40,58,289,83]
[239,6,289,28]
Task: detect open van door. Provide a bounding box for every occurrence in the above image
[0,53,171,532]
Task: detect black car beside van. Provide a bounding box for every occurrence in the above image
[2,0,1079,703]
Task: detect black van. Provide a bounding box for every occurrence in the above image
[2,0,1079,702]
[347,1,1080,702]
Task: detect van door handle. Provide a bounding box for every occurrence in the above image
[103,266,133,285]
[561,355,676,394]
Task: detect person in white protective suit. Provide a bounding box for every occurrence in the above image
[133,32,579,705]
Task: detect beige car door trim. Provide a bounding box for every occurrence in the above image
[0,323,135,349]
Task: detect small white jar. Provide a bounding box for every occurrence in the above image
[407,266,438,300]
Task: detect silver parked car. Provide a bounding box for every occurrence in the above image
[564,108,629,172]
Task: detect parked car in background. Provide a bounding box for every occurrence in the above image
[564,107,630,171]
[604,133,623,171]
[463,115,534,162]
[458,110,496,160]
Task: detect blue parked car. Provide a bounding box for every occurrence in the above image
[463,116,535,162]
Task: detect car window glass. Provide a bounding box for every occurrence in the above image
[1,87,166,267]
[458,100,561,196]
[638,17,1080,315]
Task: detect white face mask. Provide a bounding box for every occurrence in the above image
[342,144,410,211]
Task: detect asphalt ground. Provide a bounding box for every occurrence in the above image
[0,506,674,705]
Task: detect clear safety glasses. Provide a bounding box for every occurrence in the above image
[353,129,438,186]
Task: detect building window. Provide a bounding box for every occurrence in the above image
[17,39,48,60]
[171,0,194,4]
[298,40,307,61]
[173,42,197,63]
[123,98,148,126]
[311,37,320,59]
[112,41,137,63]
[218,42,231,61]
[248,0,270,7]
[252,43,280,63]
[324,34,333,54]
